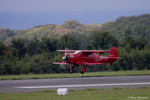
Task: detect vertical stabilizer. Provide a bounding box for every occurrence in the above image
[108,47,118,63]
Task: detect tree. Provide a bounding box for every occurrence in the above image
[6,28,15,37]
[122,35,135,48]
[26,40,38,56]
[10,38,27,57]
[36,37,58,54]
[91,31,118,50]
[0,41,7,56]
[134,37,148,50]
[36,37,52,53]
[124,27,132,36]
[86,43,92,50]
[57,34,80,50]
[132,25,148,37]
[145,28,150,41]
[61,19,81,29]
[51,38,58,52]
[0,28,15,42]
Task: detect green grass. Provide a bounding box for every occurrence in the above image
[0,70,150,80]
[0,87,150,100]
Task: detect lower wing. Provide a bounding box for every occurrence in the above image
[81,62,107,66]
[53,62,107,66]
[53,62,72,65]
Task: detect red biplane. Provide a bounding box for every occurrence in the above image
[53,47,123,74]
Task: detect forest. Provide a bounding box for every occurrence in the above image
[0,14,150,75]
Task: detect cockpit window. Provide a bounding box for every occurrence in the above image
[86,53,91,56]
[74,51,81,55]
[78,52,81,55]
[74,51,91,56]
[82,53,85,55]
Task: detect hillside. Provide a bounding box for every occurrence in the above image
[0,14,150,75]
[101,14,150,42]
[1,14,150,45]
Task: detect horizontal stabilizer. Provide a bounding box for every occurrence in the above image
[108,57,124,60]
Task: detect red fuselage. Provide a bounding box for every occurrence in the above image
[66,51,115,66]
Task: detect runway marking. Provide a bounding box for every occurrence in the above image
[14,82,150,89]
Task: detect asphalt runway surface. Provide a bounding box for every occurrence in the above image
[0,75,150,93]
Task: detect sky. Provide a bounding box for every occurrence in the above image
[0,0,150,29]
[0,0,150,11]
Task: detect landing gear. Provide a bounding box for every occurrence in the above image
[109,63,112,66]
[67,65,87,74]
[80,65,87,74]
[81,71,84,74]
[68,67,72,74]
[67,65,75,74]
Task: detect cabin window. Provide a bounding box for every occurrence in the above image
[74,51,81,55]
[78,52,81,55]
[82,53,85,55]
[86,53,91,56]
[77,51,81,55]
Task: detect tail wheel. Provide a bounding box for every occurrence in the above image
[69,68,72,74]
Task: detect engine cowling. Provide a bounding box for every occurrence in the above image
[63,54,69,62]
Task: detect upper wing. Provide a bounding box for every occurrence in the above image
[80,50,111,53]
[57,50,111,53]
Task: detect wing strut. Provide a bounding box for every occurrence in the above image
[96,52,104,63]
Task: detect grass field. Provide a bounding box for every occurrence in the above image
[0,70,150,80]
[0,87,150,100]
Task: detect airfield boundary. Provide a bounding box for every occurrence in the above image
[0,70,150,80]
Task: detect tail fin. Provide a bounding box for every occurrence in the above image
[108,47,118,63]
[109,47,118,57]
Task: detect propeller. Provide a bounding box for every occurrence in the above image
[60,47,69,69]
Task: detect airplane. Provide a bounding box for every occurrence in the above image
[53,47,123,74]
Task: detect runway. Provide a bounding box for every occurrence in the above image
[0,75,150,93]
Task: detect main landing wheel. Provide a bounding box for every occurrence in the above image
[69,68,72,74]
[81,71,84,74]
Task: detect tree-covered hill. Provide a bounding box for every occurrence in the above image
[0,14,150,75]
[1,14,150,45]
[101,14,150,42]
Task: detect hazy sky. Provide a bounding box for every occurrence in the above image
[1,0,150,29]
[0,0,150,12]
